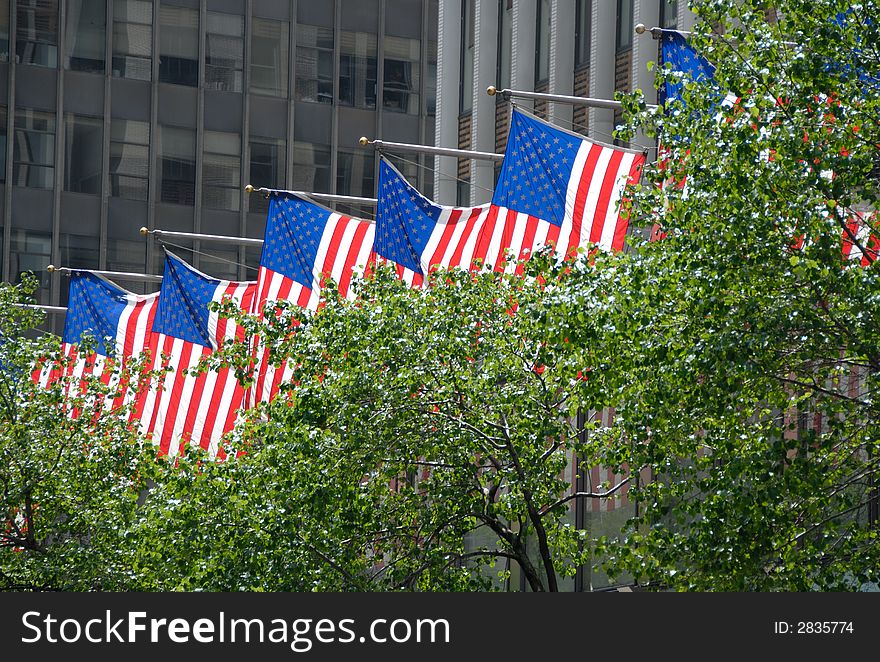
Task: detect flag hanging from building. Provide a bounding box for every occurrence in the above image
[137,251,255,458]
[37,272,158,412]
[491,108,646,256]
[249,194,376,404]
[375,158,558,277]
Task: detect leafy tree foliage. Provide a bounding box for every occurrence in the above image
[0,276,157,590]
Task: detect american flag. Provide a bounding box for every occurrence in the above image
[37,272,158,413]
[658,30,738,110]
[249,194,375,404]
[492,109,646,257]
[842,211,878,266]
[137,251,255,458]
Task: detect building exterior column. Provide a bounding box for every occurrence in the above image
[433,0,461,205]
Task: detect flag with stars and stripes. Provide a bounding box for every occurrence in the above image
[375,158,557,277]
[658,30,738,110]
[36,272,158,413]
[137,251,255,458]
[491,109,646,256]
[249,194,376,404]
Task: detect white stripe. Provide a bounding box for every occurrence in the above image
[348,224,376,292]
[575,147,613,251]
[311,213,341,290]
[454,206,492,269]
[598,152,636,251]
[329,217,361,286]
[483,208,511,271]
[165,342,204,456]
[421,207,456,270]
[562,142,592,249]
[503,211,530,273]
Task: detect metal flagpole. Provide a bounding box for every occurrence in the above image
[359,137,504,162]
[142,227,264,247]
[13,303,67,313]
[46,265,163,284]
[245,184,377,206]
[635,23,799,47]
[487,85,659,112]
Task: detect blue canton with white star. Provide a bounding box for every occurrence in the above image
[63,273,129,356]
[153,252,219,348]
[659,31,717,107]
[492,109,579,227]
[261,194,332,289]
[375,160,442,274]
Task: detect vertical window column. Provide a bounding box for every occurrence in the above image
[16,0,59,68]
[112,0,152,80]
[64,0,106,73]
[295,24,334,103]
[13,109,55,189]
[202,131,241,211]
[205,11,243,92]
[63,114,102,194]
[109,119,150,200]
[159,4,198,86]
[159,125,195,205]
[250,18,289,97]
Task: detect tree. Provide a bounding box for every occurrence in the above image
[546,0,880,590]
[0,276,157,590]
[133,258,626,592]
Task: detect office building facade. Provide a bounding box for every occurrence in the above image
[0,0,438,327]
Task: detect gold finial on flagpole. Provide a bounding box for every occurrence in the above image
[47,264,56,273]
[245,184,255,194]
[487,85,497,96]
[635,23,646,34]
[139,226,149,236]
[359,136,370,146]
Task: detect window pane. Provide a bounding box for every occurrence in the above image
[616,0,633,51]
[10,230,52,303]
[249,136,286,214]
[0,106,6,183]
[16,0,58,67]
[205,11,243,92]
[159,125,195,204]
[65,0,105,73]
[336,149,374,198]
[110,119,149,200]
[292,141,329,193]
[60,232,99,270]
[202,131,240,211]
[13,109,55,189]
[296,24,334,103]
[113,0,152,80]
[339,31,376,109]
[250,18,288,97]
[384,36,419,114]
[575,0,591,67]
[660,0,678,29]
[64,114,102,194]
[460,0,474,113]
[497,0,512,90]
[0,0,9,61]
[536,0,550,83]
[159,4,198,86]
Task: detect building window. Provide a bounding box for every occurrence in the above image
[496,0,512,90]
[65,0,105,73]
[159,4,198,87]
[296,24,334,103]
[660,0,678,29]
[10,230,51,302]
[13,109,55,189]
[292,141,329,193]
[336,149,374,199]
[459,0,474,114]
[64,114,102,194]
[426,38,437,115]
[110,119,149,200]
[250,18,289,97]
[107,236,146,275]
[0,106,6,183]
[0,0,9,61]
[159,125,195,205]
[205,11,243,92]
[112,0,152,81]
[535,0,550,84]
[616,0,633,52]
[384,36,420,114]
[16,0,59,68]
[339,31,377,109]
[202,131,241,211]
[575,0,591,67]
[249,136,286,215]
[60,232,99,271]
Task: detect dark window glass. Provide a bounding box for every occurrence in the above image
[65,0,105,73]
[64,114,102,194]
[426,39,437,115]
[206,11,243,92]
[336,149,374,199]
[202,131,241,211]
[113,0,152,80]
[16,0,58,67]
[535,0,550,83]
[660,0,678,29]
[249,136,286,214]
[459,0,474,113]
[292,141,329,193]
[497,0,512,89]
[107,237,146,275]
[0,106,6,183]
[616,0,633,52]
[0,0,9,61]
[198,246,241,282]
[159,4,198,86]
[13,109,55,189]
[110,119,149,200]
[159,125,195,204]
[384,36,420,114]
[340,31,377,109]
[250,18,289,97]
[296,24,334,103]
[456,179,469,207]
[10,230,52,302]
[60,232,99,270]
[575,0,591,67]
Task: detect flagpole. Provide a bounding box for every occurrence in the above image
[487,86,659,112]
[13,303,67,313]
[359,138,504,162]
[244,184,377,206]
[635,24,799,47]
[141,227,265,247]
[46,265,163,284]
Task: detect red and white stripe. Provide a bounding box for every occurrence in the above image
[249,213,375,405]
[137,280,255,458]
